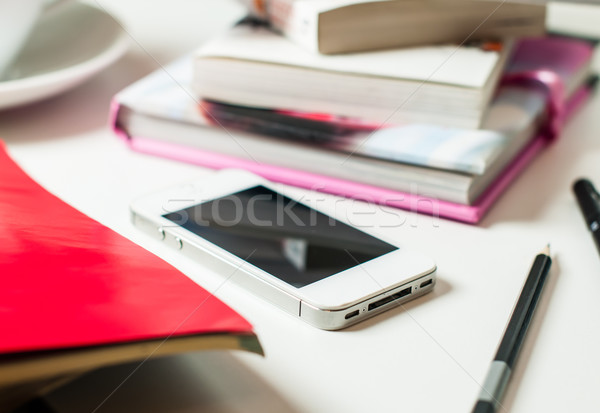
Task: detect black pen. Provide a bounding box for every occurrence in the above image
[573,178,600,255]
[472,246,552,413]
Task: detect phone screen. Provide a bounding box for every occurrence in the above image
[163,186,397,288]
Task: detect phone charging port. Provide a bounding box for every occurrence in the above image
[345,310,360,320]
[420,279,433,288]
[368,287,412,311]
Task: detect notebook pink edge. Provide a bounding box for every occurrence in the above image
[109,84,592,225]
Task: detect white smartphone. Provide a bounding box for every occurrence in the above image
[130,170,436,330]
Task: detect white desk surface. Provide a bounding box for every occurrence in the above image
[2,1,600,412]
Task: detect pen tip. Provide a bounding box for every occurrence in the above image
[542,244,551,256]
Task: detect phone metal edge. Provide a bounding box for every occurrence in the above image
[132,208,436,330]
[300,270,436,330]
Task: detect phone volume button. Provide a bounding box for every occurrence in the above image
[174,237,183,250]
[157,227,165,240]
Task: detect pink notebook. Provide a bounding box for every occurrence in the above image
[111,37,595,224]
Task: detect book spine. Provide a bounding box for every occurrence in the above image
[239,0,546,54]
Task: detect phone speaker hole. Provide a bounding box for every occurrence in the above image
[345,310,360,320]
[368,287,412,311]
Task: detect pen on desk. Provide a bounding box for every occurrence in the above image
[472,245,552,413]
[573,178,600,255]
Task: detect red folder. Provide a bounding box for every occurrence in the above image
[0,141,261,411]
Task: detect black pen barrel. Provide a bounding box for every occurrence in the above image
[494,253,552,368]
[573,178,600,225]
[473,249,552,413]
[472,401,496,413]
[592,231,600,255]
[573,178,600,254]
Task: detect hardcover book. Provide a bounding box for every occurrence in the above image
[238,0,546,54]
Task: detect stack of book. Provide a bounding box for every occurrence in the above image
[112,0,597,223]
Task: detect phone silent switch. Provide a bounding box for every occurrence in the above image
[162,232,183,250]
